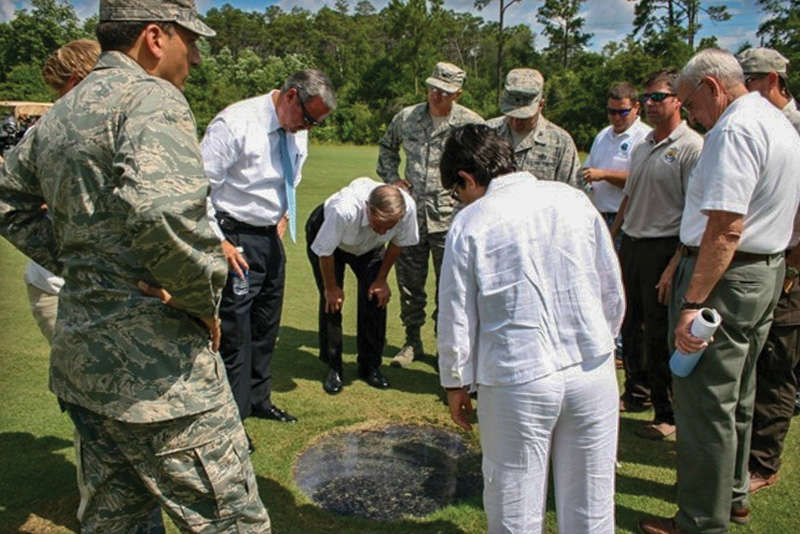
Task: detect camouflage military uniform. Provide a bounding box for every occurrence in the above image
[487,115,581,187]
[377,101,483,342]
[0,51,270,532]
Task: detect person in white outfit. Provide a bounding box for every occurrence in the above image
[437,124,625,534]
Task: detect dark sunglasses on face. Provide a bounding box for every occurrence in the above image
[641,92,676,103]
[607,108,633,117]
[298,98,321,127]
[744,73,767,86]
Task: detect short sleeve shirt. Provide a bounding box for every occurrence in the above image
[311,178,419,257]
[622,121,703,238]
[585,119,651,213]
[680,92,800,253]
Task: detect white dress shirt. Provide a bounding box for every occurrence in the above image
[585,118,651,213]
[438,172,625,389]
[680,92,800,253]
[311,178,419,257]
[201,91,307,239]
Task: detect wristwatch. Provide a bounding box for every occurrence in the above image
[680,299,704,311]
[787,266,800,280]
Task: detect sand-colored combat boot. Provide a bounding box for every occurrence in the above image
[391,329,423,368]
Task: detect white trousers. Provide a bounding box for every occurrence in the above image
[479,354,619,534]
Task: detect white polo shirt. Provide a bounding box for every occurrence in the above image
[311,178,419,257]
[585,118,651,213]
[680,92,800,254]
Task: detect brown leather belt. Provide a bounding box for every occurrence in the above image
[679,244,778,263]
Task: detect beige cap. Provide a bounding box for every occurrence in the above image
[425,62,466,94]
[99,0,216,38]
[737,47,789,76]
[501,68,544,119]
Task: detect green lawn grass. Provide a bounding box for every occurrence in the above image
[1,144,799,533]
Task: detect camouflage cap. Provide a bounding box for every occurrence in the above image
[501,68,544,119]
[737,48,789,76]
[99,0,216,38]
[425,62,466,94]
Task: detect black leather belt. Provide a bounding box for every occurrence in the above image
[679,243,778,263]
[217,213,277,235]
[623,234,678,242]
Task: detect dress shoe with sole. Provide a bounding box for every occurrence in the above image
[359,368,390,389]
[749,471,777,494]
[323,368,343,394]
[252,405,298,423]
[620,395,652,413]
[731,507,751,525]
[638,516,685,534]
[635,421,676,440]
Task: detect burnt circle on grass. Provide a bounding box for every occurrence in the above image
[293,423,482,521]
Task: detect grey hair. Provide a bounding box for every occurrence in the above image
[677,48,744,91]
[368,185,406,222]
[283,69,337,110]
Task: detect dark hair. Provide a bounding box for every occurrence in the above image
[643,68,678,91]
[440,124,516,190]
[96,21,176,52]
[608,82,638,102]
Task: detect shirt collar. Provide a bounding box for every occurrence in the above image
[94,51,149,75]
[486,171,536,195]
[266,90,282,134]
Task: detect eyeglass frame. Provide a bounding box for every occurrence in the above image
[680,79,705,115]
[641,92,677,103]
[607,108,633,117]
[298,97,322,128]
[744,73,768,87]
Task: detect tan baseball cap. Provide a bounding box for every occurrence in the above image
[425,62,466,94]
[737,48,789,76]
[501,68,544,119]
[99,0,216,38]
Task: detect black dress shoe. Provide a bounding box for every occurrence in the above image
[359,368,390,389]
[323,368,343,394]
[252,405,298,423]
[246,432,255,453]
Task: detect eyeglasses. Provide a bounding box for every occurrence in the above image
[430,86,456,97]
[449,183,461,201]
[744,73,767,86]
[681,80,704,114]
[641,92,676,103]
[298,98,322,128]
[607,108,633,116]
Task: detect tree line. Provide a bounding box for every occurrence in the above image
[0,0,797,150]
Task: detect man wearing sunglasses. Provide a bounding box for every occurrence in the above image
[737,47,800,497]
[639,48,800,534]
[610,68,703,442]
[201,71,335,441]
[583,83,652,233]
[377,62,484,368]
[488,68,581,186]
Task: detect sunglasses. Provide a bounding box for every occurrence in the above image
[744,73,767,86]
[607,108,633,117]
[641,92,676,102]
[298,98,322,128]
[449,183,461,201]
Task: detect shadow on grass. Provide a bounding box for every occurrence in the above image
[274,325,444,398]
[0,432,79,532]
[257,475,472,534]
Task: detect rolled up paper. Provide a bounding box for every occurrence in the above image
[670,308,722,377]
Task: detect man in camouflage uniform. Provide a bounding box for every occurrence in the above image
[0,1,270,532]
[377,62,484,367]
[488,68,581,186]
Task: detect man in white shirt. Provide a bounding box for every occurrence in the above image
[438,124,624,534]
[583,82,652,228]
[583,81,652,408]
[738,47,800,495]
[639,49,800,534]
[306,178,419,394]
[201,70,335,433]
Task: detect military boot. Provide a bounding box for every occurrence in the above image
[391,329,424,368]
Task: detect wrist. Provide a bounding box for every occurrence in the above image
[680,298,704,311]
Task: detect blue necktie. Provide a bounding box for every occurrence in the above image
[277,128,296,243]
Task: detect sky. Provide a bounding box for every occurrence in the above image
[0,0,768,53]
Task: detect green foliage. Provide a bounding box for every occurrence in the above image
[757,0,800,97]
[536,0,593,68]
